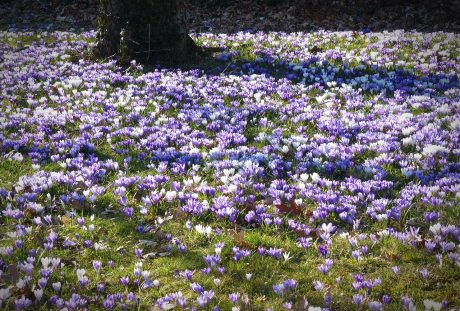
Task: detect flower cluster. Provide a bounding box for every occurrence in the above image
[0,28,459,309]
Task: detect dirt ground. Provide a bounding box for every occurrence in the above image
[1,0,459,33]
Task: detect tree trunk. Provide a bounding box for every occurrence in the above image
[94,0,199,65]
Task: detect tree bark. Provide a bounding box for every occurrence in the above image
[94,0,199,65]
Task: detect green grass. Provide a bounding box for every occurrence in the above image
[3,199,458,309]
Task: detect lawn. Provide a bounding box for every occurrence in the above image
[0,29,459,310]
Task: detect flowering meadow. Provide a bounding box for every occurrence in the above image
[0,29,459,310]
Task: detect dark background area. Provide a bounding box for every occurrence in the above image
[1,0,459,33]
[187,0,460,33]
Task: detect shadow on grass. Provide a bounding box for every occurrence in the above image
[153,45,459,98]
